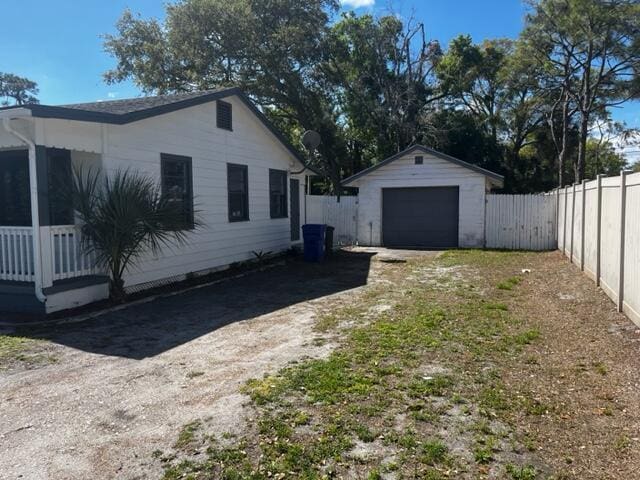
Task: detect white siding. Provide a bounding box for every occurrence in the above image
[349,152,489,247]
[30,95,305,288]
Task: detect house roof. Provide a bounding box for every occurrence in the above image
[0,87,316,173]
[341,144,504,186]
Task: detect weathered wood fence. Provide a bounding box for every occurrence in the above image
[485,194,557,250]
[305,195,358,246]
[557,171,640,324]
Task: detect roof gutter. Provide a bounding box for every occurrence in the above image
[0,107,32,119]
[2,117,47,305]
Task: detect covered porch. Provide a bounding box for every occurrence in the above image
[0,144,107,314]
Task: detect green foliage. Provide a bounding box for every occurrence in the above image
[0,72,39,106]
[585,139,628,178]
[420,440,449,465]
[68,167,201,301]
[103,0,640,194]
[497,277,521,290]
[522,0,640,183]
[506,463,537,480]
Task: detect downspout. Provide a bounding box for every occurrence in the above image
[2,118,47,304]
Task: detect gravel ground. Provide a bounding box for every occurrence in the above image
[0,249,437,480]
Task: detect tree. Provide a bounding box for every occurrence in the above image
[324,13,443,167]
[585,138,627,178]
[436,36,546,191]
[103,1,347,193]
[0,73,39,106]
[522,0,640,184]
[69,168,200,302]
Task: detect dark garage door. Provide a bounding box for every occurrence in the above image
[382,187,459,248]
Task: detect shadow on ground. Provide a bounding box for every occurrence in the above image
[14,250,374,360]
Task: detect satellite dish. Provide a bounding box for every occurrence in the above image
[301,130,321,152]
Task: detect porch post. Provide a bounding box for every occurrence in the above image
[35,145,51,226]
[34,146,54,288]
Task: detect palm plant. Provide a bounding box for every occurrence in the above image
[68,167,200,302]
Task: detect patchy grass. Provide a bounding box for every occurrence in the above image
[506,463,537,480]
[174,421,201,449]
[497,276,522,290]
[160,250,549,478]
[0,335,53,369]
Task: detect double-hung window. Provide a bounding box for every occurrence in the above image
[269,169,288,219]
[227,163,249,222]
[160,153,194,229]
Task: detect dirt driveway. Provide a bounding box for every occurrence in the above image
[0,249,436,480]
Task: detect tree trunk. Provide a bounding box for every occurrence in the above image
[576,112,589,182]
[558,94,570,187]
[109,277,127,303]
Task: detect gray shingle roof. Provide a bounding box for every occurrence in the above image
[0,87,317,173]
[59,89,225,115]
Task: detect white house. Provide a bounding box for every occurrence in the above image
[341,145,504,248]
[0,88,313,315]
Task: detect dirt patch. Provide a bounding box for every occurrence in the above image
[157,249,640,479]
[4,249,638,479]
[1,250,429,480]
[497,251,640,479]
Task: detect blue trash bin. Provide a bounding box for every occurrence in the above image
[302,224,327,262]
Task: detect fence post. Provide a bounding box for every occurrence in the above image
[618,170,629,313]
[595,174,603,286]
[563,185,568,255]
[553,187,560,248]
[580,179,587,271]
[570,183,576,263]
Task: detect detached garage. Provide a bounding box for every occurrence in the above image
[342,145,503,248]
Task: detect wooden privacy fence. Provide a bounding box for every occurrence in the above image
[557,171,640,324]
[485,194,557,250]
[305,195,358,245]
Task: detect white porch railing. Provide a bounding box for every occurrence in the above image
[0,227,35,282]
[49,225,100,281]
[0,225,100,283]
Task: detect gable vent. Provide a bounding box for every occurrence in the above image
[415,155,424,165]
[217,100,232,130]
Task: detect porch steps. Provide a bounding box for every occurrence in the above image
[0,275,109,319]
[0,282,46,315]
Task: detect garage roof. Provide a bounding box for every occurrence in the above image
[342,145,504,186]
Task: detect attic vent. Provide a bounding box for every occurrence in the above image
[415,155,424,165]
[216,100,232,131]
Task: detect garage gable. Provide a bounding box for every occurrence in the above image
[342,145,503,188]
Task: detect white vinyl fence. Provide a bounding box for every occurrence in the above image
[305,195,358,245]
[485,194,557,250]
[557,171,640,324]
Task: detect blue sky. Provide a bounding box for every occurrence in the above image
[1,0,638,132]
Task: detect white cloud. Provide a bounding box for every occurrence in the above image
[107,92,119,99]
[340,0,375,9]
